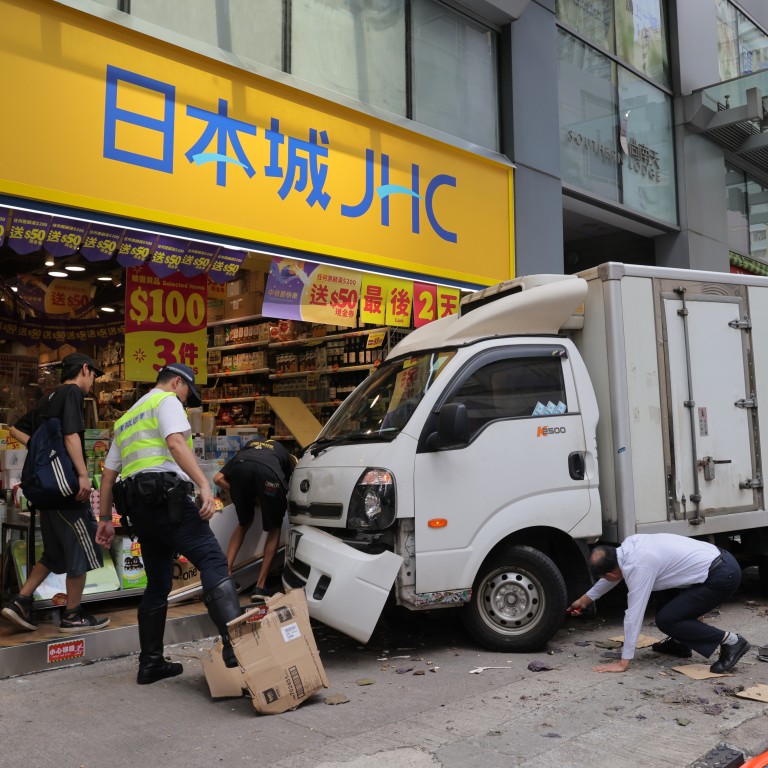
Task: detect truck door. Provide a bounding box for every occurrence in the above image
[412,344,593,596]
[663,290,758,515]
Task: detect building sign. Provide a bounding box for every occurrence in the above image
[125,264,208,382]
[266,257,460,328]
[0,0,513,287]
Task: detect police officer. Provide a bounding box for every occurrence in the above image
[96,364,241,685]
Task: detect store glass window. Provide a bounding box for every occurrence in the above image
[128,0,283,71]
[716,0,740,80]
[716,0,768,79]
[555,0,614,55]
[618,68,675,222]
[410,0,498,149]
[86,0,500,152]
[555,0,669,87]
[725,165,749,256]
[558,31,620,203]
[614,0,669,86]
[291,0,406,117]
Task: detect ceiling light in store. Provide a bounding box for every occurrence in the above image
[97,275,113,281]
[65,265,86,272]
[44,257,55,267]
[10,286,18,292]
[48,271,68,278]
[99,306,116,313]
[112,276,123,287]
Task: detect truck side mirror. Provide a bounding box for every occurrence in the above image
[427,403,470,450]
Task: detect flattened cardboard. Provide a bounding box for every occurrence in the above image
[229,589,329,714]
[608,634,660,649]
[264,396,323,449]
[672,663,728,679]
[736,685,768,703]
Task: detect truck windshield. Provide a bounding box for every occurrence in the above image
[318,349,456,442]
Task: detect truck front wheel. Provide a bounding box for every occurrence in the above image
[461,545,567,652]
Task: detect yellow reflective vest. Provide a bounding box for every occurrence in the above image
[113,390,192,479]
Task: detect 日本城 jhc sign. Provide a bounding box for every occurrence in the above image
[0,0,514,286]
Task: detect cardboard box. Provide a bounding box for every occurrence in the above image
[172,557,201,589]
[112,536,148,590]
[201,644,249,698]
[224,292,263,320]
[208,299,225,322]
[227,590,329,714]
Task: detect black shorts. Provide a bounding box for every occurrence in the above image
[229,463,287,532]
[38,505,103,577]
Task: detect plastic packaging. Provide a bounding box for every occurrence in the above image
[188,407,203,434]
[201,411,216,438]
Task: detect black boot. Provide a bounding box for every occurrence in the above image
[203,577,242,668]
[136,605,184,685]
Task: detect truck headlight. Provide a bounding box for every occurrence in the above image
[347,468,396,530]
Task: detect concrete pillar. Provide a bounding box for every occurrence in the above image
[504,0,563,276]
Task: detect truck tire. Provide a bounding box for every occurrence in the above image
[461,545,567,652]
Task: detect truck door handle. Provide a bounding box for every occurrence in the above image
[569,451,586,481]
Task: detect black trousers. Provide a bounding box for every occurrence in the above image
[654,550,741,658]
[129,493,229,613]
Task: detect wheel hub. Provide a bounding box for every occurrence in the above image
[480,569,542,633]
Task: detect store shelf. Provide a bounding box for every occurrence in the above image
[204,396,267,404]
[208,367,271,378]
[208,339,270,352]
[270,365,372,380]
[268,327,388,349]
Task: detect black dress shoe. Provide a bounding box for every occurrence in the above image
[651,637,692,658]
[710,636,750,673]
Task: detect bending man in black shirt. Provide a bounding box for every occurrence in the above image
[2,353,109,633]
[214,437,296,602]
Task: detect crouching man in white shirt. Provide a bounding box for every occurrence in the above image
[567,533,749,674]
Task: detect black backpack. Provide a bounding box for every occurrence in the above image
[20,417,79,509]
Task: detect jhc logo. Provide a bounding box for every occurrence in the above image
[103,66,458,244]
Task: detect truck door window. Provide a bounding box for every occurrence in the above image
[448,356,566,437]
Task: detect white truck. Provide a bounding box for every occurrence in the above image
[282,263,768,651]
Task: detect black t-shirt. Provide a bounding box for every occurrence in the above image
[15,383,87,461]
[220,438,294,490]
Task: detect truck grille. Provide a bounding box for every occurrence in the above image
[283,561,308,588]
[288,501,343,519]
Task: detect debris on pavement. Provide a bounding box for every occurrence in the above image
[324,694,350,705]
[736,684,768,702]
[672,664,729,680]
[527,660,555,672]
[356,678,375,686]
[469,666,510,674]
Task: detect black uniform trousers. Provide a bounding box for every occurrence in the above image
[653,549,741,658]
[129,490,229,613]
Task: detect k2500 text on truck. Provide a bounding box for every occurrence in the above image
[283,263,768,651]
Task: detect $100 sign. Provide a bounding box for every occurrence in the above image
[124,265,208,383]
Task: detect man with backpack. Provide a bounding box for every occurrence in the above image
[2,353,110,633]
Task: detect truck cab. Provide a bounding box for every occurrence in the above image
[283,274,602,651]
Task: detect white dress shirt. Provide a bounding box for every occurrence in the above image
[586,534,720,660]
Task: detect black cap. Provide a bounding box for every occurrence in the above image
[160,363,202,407]
[62,352,104,377]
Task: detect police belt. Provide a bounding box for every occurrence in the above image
[119,471,194,503]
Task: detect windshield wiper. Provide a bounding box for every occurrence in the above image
[307,430,396,457]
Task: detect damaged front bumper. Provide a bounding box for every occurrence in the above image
[282,525,403,644]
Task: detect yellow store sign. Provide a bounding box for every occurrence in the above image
[0,0,514,286]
